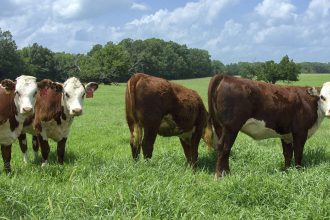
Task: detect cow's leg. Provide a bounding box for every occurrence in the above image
[141,125,159,159]
[32,135,39,161]
[57,138,67,165]
[216,128,238,178]
[292,132,307,168]
[18,133,28,163]
[1,144,12,173]
[179,138,192,164]
[130,124,142,160]
[37,134,50,167]
[281,139,293,170]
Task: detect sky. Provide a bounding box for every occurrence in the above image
[0,0,329,63]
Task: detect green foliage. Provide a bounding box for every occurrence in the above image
[299,62,330,73]
[19,43,57,80]
[0,28,25,79]
[223,56,301,84]
[211,60,225,74]
[0,29,326,83]
[0,74,330,219]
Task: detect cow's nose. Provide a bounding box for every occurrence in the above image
[72,108,82,115]
[23,107,32,113]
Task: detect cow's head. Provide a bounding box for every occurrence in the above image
[62,77,98,116]
[13,75,38,115]
[308,82,330,117]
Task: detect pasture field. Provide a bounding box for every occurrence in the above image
[1,74,330,219]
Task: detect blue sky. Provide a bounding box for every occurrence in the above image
[0,0,329,63]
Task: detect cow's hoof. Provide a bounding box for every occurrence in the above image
[41,161,48,167]
[23,153,29,163]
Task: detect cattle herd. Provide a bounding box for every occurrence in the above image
[0,73,329,179]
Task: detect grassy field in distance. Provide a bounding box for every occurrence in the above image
[0,73,330,219]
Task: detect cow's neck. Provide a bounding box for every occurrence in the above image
[306,99,325,139]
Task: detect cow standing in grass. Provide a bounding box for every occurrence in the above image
[208,74,330,178]
[0,75,39,172]
[18,78,98,166]
[125,73,213,167]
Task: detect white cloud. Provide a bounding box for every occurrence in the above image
[306,0,330,19]
[52,0,132,20]
[131,2,149,11]
[1,0,330,63]
[255,0,296,21]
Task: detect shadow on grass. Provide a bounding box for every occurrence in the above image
[196,146,330,175]
[303,146,330,167]
[197,150,217,173]
[31,150,78,166]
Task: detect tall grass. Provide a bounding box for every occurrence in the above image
[0,74,329,219]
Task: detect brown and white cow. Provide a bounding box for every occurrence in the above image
[125,73,213,167]
[0,75,38,172]
[208,74,330,178]
[18,77,98,166]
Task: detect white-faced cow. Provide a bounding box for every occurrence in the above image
[0,75,38,172]
[208,74,330,178]
[125,73,213,167]
[18,77,98,166]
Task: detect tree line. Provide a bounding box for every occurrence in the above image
[1,28,328,84]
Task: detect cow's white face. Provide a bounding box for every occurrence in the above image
[319,82,330,117]
[62,77,98,116]
[14,75,38,115]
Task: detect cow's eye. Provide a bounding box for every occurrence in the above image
[15,91,21,97]
[33,91,37,97]
[320,95,326,101]
[65,92,70,98]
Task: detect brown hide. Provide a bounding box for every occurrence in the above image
[0,80,18,130]
[33,79,64,132]
[125,73,209,166]
[208,74,321,177]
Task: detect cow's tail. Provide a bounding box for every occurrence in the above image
[126,75,143,149]
[206,74,225,149]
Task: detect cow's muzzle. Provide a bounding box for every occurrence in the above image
[71,108,82,116]
[22,107,33,115]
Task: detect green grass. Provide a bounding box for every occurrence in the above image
[1,73,330,219]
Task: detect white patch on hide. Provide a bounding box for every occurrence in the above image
[0,120,24,146]
[40,116,73,142]
[241,118,293,143]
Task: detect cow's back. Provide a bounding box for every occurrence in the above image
[126,73,176,125]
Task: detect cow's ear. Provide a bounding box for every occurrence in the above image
[37,79,51,90]
[307,87,319,97]
[85,82,98,92]
[52,82,63,93]
[0,79,16,93]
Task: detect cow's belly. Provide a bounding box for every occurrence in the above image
[158,114,184,137]
[41,119,72,142]
[157,114,195,140]
[0,120,23,145]
[241,118,292,142]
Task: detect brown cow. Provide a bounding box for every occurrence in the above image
[125,73,213,167]
[0,76,38,172]
[18,78,98,166]
[208,74,330,178]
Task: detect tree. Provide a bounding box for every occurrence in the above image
[211,60,225,75]
[257,60,280,84]
[0,29,25,79]
[278,55,300,82]
[19,43,57,80]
